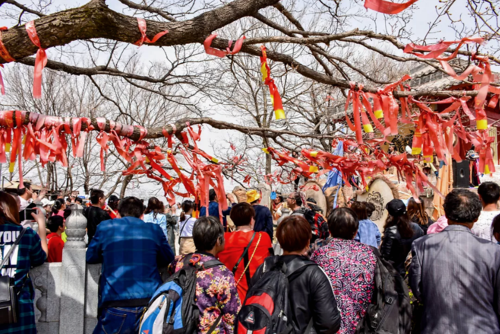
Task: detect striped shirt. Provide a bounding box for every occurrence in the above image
[0,222,46,334]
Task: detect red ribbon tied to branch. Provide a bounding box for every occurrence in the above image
[204,33,245,58]
[134,18,169,46]
[25,21,47,99]
[404,37,484,61]
[260,46,286,120]
[0,27,14,95]
[364,0,418,14]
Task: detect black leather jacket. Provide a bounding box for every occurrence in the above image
[381,223,424,276]
[251,255,341,334]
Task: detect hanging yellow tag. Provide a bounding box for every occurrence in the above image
[477,119,488,130]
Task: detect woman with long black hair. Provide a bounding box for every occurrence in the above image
[0,191,47,333]
[380,199,424,276]
[407,197,434,234]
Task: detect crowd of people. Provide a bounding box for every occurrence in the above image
[1,181,500,333]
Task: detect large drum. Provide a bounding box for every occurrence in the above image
[302,180,327,215]
[356,175,399,232]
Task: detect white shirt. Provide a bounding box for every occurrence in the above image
[179,215,197,237]
[19,196,34,229]
[19,196,30,210]
[471,210,500,241]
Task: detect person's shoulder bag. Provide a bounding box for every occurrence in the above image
[0,228,26,325]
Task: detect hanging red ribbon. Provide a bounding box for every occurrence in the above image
[25,21,47,99]
[0,27,14,96]
[364,0,418,14]
[260,45,286,120]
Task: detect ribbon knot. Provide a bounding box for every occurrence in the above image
[134,18,169,46]
[204,33,245,58]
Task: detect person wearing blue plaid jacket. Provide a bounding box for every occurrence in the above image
[87,196,174,334]
[0,191,47,334]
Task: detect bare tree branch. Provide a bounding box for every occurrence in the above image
[0,0,45,17]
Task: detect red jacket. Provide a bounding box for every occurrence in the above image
[218,231,272,301]
[47,233,64,262]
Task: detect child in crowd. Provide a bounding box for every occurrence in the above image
[47,215,66,262]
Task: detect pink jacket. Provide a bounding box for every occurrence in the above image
[427,215,448,234]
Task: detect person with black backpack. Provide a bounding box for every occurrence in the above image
[237,215,340,334]
[218,203,272,301]
[282,192,329,244]
[312,207,412,334]
[167,216,241,333]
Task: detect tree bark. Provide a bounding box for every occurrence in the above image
[120,174,133,198]
[0,0,280,61]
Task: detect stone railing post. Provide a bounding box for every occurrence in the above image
[59,204,87,334]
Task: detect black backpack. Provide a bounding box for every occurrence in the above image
[303,209,329,243]
[235,257,315,334]
[356,248,412,334]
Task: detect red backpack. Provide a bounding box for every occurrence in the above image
[235,257,315,334]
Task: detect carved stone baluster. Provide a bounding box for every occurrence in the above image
[64,204,87,249]
[59,204,87,334]
[30,265,48,322]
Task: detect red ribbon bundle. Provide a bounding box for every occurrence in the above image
[404,37,496,131]
[263,147,317,177]
[345,76,411,144]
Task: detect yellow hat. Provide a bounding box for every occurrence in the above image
[246,189,261,203]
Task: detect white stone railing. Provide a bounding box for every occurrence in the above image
[31,262,101,334]
[29,205,171,333]
[30,204,100,334]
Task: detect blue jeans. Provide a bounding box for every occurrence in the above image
[94,307,144,334]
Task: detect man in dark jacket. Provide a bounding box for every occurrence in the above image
[410,189,500,333]
[247,189,273,241]
[87,196,174,333]
[84,189,111,246]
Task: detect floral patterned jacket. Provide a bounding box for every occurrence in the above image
[168,253,241,334]
[311,238,376,334]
